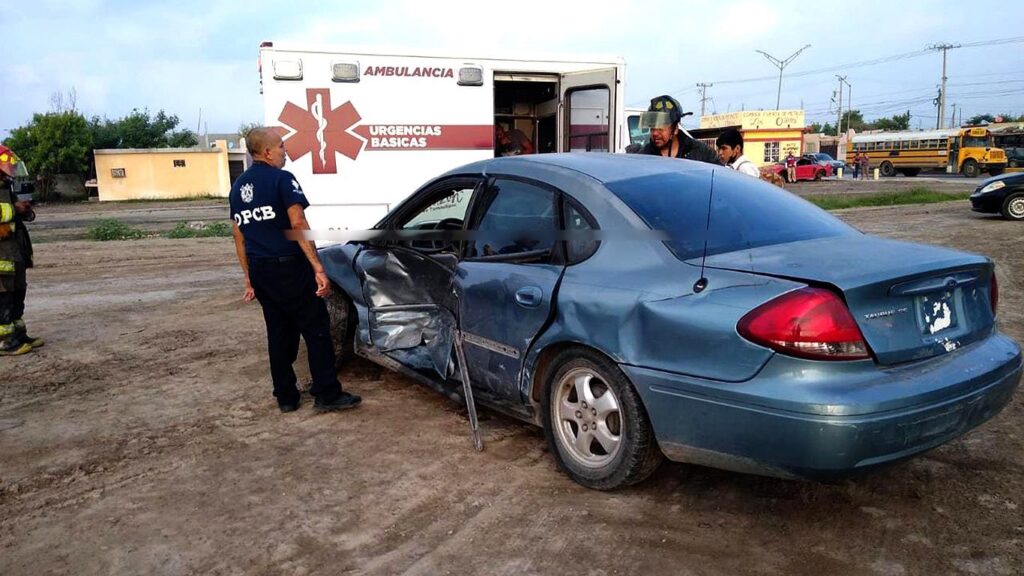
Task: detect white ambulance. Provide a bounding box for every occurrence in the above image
[257,42,627,231]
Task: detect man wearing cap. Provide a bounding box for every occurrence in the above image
[636,95,721,165]
[0,144,41,356]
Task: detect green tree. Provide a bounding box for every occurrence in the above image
[966,113,996,126]
[4,111,93,199]
[88,109,197,150]
[872,111,911,131]
[238,121,261,139]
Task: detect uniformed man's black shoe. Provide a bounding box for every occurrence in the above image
[313,392,362,412]
[278,399,301,413]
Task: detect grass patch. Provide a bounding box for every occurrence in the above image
[86,218,146,241]
[165,221,233,239]
[805,188,971,210]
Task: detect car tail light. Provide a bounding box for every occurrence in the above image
[738,287,871,361]
[990,272,999,317]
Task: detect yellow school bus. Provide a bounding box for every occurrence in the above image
[847,127,1006,178]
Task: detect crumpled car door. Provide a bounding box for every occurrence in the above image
[354,246,458,378]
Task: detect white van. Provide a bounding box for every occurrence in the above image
[258,42,627,231]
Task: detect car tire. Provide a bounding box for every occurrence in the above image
[962,159,980,178]
[326,287,356,370]
[1001,193,1024,221]
[814,170,824,181]
[880,161,896,177]
[541,347,664,490]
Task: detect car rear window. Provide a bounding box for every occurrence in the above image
[606,169,856,260]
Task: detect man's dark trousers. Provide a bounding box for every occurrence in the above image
[248,255,342,405]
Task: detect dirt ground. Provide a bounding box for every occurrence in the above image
[1,199,1021,575]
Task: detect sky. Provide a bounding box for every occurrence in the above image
[4,0,1024,139]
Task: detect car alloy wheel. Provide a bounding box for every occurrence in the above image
[553,367,623,468]
[542,348,663,490]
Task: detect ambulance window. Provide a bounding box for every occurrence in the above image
[567,87,610,152]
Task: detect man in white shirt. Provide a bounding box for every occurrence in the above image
[716,128,761,178]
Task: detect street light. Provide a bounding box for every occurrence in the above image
[756,44,812,110]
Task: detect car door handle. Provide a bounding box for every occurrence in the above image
[515,286,543,308]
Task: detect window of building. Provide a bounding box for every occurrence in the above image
[173,159,186,168]
[763,141,780,163]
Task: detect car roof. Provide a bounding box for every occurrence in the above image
[441,153,719,185]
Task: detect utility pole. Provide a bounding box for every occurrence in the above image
[835,75,850,136]
[928,43,961,129]
[756,44,812,110]
[697,83,713,116]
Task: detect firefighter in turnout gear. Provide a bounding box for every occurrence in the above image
[0,144,41,355]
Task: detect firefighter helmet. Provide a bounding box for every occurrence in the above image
[0,145,20,179]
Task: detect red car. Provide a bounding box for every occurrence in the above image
[770,155,833,182]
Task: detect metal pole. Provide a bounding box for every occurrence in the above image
[835,75,845,136]
[776,68,783,110]
[929,43,961,130]
[846,82,852,133]
[757,45,812,111]
[453,330,483,452]
[697,83,713,117]
[939,49,948,129]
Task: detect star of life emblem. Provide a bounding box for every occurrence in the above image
[292,179,304,195]
[240,183,254,203]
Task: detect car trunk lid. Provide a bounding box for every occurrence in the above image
[698,235,996,365]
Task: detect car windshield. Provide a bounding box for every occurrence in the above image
[817,153,834,161]
[606,170,857,260]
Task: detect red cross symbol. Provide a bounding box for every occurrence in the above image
[277,89,364,174]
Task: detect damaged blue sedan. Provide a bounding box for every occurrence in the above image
[319,154,1021,490]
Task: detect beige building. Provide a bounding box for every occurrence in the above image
[696,110,806,166]
[94,139,249,201]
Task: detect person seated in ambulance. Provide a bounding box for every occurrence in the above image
[495,123,535,156]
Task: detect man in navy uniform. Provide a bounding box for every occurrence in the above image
[230,127,361,413]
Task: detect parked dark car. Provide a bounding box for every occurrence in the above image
[970,171,1024,220]
[809,152,846,172]
[320,154,1021,490]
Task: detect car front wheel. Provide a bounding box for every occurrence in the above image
[326,288,355,370]
[1002,193,1024,221]
[542,348,663,490]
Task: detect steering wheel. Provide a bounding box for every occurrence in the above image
[431,217,464,250]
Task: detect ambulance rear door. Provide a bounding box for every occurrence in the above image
[558,68,619,153]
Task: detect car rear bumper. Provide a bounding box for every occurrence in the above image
[624,333,1022,480]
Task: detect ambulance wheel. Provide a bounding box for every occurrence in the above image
[326,288,355,369]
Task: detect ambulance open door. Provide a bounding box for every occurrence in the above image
[558,68,618,153]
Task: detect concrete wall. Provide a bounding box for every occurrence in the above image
[95,140,231,201]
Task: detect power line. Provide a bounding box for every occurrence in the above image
[661,35,1024,103]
